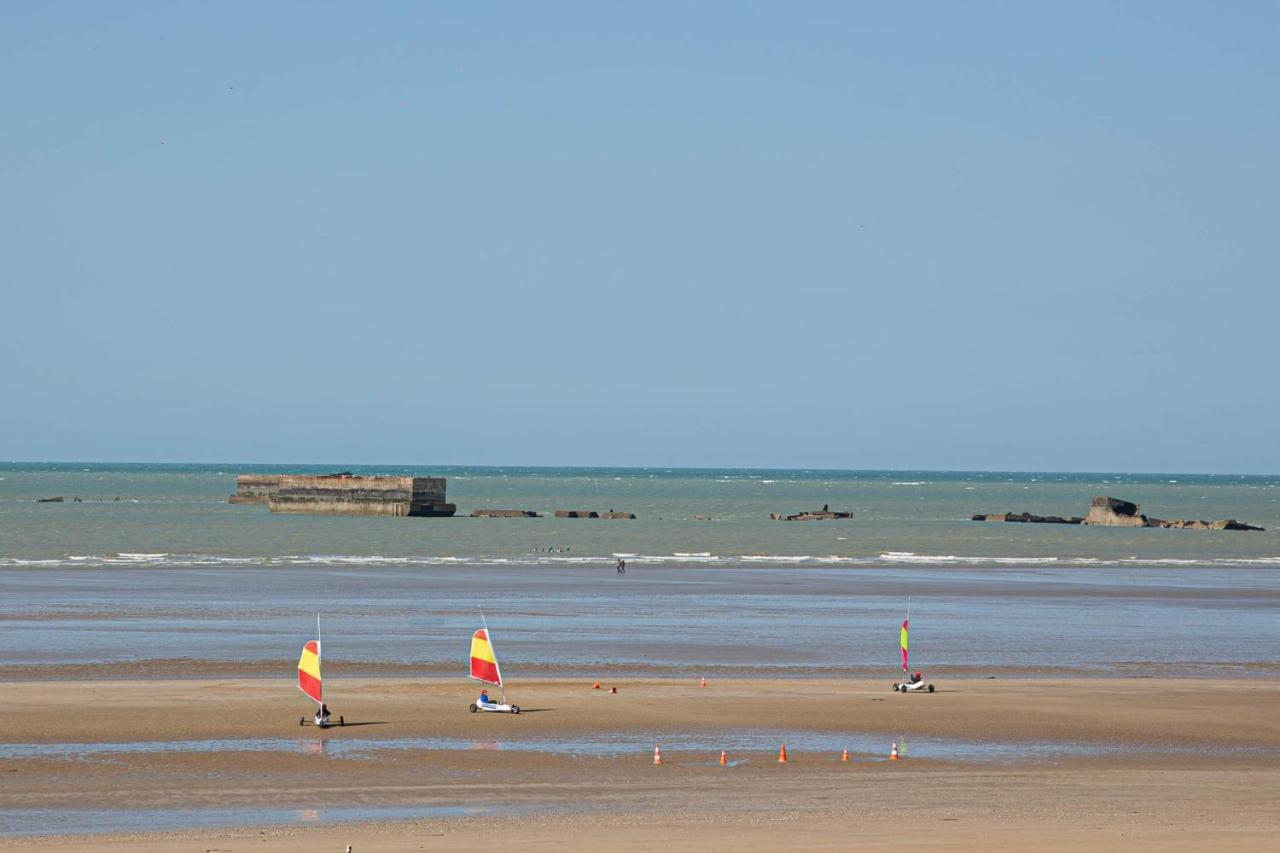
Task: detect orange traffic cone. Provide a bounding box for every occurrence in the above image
[700,676,707,688]
[653,744,663,766]
[719,750,727,766]
[889,741,900,761]
[778,743,788,763]
[841,748,849,762]
[592,681,601,689]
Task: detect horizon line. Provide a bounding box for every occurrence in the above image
[2,459,1277,478]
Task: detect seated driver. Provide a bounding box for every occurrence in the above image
[910,672,922,684]
[479,689,492,705]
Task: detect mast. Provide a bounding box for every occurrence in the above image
[480,608,506,704]
[316,612,323,706]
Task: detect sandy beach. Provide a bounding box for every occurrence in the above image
[3,677,1278,850]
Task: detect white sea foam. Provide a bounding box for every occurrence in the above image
[661,553,722,563]
[879,552,963,564]
[879,552,1058,565]
[892,481,927,486]
[4,549,1276,571]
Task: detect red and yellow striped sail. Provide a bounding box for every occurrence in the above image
[297,640,323,704]
[900,619,909,672]
[469,628,502,686]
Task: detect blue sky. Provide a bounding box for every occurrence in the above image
[2,2,1277,472]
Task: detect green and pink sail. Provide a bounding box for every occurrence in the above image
[900,618,909,672]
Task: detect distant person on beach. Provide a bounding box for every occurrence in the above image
[616,558,626,574]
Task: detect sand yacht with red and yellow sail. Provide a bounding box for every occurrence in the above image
[298,614,343,726]
[468,613,520,714]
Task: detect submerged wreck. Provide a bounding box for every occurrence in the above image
[553,510,637,519]
[229,473,456,517]
[771,507,853,521]
[973,495,1263,531]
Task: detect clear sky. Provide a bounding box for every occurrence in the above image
[2,2,1277,472]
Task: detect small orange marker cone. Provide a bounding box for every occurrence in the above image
[841,748,849,762]
[653,744,663,765]
[720,750,727,766]
[889,741,900,761]
[700,676,707,688]
[778,743,788,763]
[592,681,601,689]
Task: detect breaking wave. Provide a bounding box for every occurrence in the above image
[3,552,1279,570]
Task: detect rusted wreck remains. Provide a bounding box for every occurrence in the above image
[972,495,1263,531]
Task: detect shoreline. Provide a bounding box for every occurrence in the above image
[6,660,1280,682]
[6,553,1280,567]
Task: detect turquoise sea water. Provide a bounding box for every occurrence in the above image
[2,463,1278,566]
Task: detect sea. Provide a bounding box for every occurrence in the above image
[2,463,1278,678]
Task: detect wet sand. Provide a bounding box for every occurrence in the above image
[7,564,1279,681]
[2,678,1279,849]
[7,658,1280,683]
